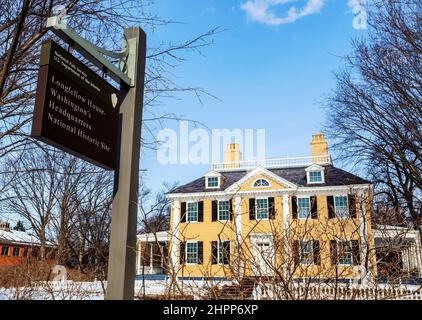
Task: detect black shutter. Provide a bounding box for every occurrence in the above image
[179,241,185,264]
[181,202,186,223]
[348,194,357,218]
[269,197,275,219]
[223,241,231,265]
[313,240,320,265]
[311,196,318,219]
[327,196,335,218]
[293,240,299,265]
[330,240,337,265]
[229,200,233,221]
[292,196,298,219]
[249,198,256,220]
[211,241,218,264]
[351,240,361,265]
[212,201,218,222]
[198,201,204,222]
[198,241,203,264]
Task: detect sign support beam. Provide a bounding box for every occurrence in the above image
[106,27,146,300]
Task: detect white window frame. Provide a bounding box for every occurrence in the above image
[186,201,198,223]
[252,178,271,188]
[337,240,353,266]
[334,195,349,219]
[255,197,269,220]
[218,200,230,222]
[299,240,314,265]
[217,240,231,265]
[297,196,311,220]
[185,241,198,265]
[307,171,323,184]
[206,176,220,189]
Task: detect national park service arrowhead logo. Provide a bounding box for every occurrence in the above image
[111,93,118,109]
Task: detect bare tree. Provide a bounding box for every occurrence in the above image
[324,0,422,229]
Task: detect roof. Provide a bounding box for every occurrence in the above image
[0,229,52,246]
[169,165,370,194]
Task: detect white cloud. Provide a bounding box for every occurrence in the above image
[240,0,325,26]
[347,0,366,9]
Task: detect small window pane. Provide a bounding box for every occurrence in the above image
[12,247,20,256]
[256,198,269,219]
[253,179,270,187]
[218,241,230,264]
[335,196,349,218]
[338,241,353,265]
[1,246,9,256]
[300,241,313,264]
[309,171,322,183]
[186,242,198,263]
[218,201,230,221]
[207,177,219,188]
[187,202,198,222]
[298,197,310,219]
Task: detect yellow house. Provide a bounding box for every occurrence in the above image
[147,134,378,284]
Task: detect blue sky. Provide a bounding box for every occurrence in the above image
[140,0,366,192]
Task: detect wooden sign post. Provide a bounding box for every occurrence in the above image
[33,15,147,300]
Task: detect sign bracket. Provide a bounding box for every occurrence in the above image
[46,15,132,86]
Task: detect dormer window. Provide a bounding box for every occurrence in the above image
[207,177,219,188]
[305,164,325,184]
[253,178,270,188]
[205,171,222,189]
[309,171,322,183]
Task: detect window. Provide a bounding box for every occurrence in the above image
[253,179,270,187]
[207,177,219,188]
[338,241,353,265]
[256,198,269,219]
[335,196,349,218]
[12,247,20,257]
[218,241,231,264]
[299,241,314,265]
[297,197,310,219]
[187,202,198,222]
[23,248,28,257]
[218,201,230,221]
[186,242,198,264]
[309,171,322,183]
[1,246,9,256]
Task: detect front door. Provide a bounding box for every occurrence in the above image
[251,235,274,277]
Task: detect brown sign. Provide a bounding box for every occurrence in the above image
[32,40,119,170]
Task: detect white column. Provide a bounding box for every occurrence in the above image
[171,200,180,274]
[282,194,290,276]
[136,241,141,274]
[149,243,153,274]
[234,196,242,276]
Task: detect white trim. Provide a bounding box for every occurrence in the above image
[206,176,220,189]
[255,197,270,220]
[225,166,298,192]
[296,196,311,220]
[185,240,199,265]
[333,195,349,219]
[167,184,372,199]
[217,199,230,222]
[306,164,325,184]
[251,178,271,188]
[185,201,199,223]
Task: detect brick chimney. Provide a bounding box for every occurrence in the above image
[223,143,242,168]
[310,133,329,163]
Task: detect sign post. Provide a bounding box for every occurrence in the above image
[106,27,146,300]
[36,15,147,300]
